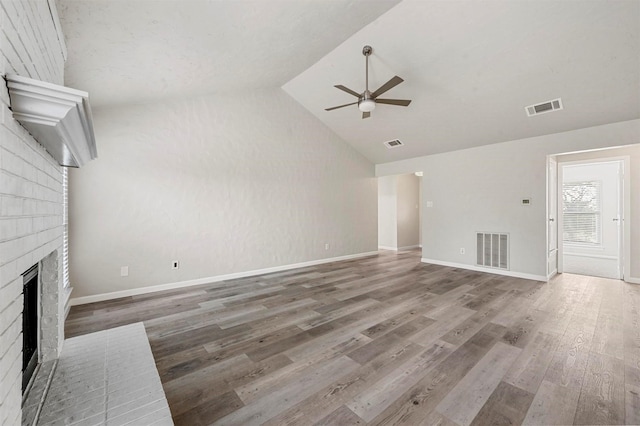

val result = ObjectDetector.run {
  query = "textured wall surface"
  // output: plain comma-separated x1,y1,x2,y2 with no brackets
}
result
376,119,640,279
0,1,67,424
69,88,377,298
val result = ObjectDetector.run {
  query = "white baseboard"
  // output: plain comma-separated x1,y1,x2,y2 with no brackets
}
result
63,286,73,319
398,245,421,251
547,269,558,281
70,251,380,306
421,258,547,282
378,245,420,251
625,276,640,284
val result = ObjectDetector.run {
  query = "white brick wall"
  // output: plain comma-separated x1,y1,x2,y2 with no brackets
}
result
0,1,66,424
33,323,173,425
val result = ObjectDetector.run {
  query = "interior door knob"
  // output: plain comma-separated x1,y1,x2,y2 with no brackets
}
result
613,218,619,221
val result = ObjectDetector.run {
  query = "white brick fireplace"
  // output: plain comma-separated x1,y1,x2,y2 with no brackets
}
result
0,1,69,424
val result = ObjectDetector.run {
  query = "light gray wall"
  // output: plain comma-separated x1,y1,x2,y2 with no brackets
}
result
376,119,640,280
69,88,377,298
556,144,640,278
377,175,397,248
396,174,420,249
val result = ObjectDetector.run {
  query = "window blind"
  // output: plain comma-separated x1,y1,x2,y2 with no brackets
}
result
562,180,601,244
62,168,70,288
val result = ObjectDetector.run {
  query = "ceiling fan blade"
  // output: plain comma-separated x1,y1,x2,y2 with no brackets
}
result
334,85,361,98
371,76,404,98
362,111,371,119
375,99,412,107
325,101,358,111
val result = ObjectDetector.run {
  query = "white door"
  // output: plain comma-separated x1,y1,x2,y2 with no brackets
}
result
561,161,622,279
547,158,558,277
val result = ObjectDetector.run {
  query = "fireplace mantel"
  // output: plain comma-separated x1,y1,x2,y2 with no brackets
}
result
5,74,97,168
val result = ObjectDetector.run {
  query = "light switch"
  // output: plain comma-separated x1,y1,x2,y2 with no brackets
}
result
426,201,434,208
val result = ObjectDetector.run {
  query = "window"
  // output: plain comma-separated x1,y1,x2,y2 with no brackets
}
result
562,180,601,245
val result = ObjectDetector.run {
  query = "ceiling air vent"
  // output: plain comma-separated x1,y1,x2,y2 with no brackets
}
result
384,139,404,149
525,98,563,117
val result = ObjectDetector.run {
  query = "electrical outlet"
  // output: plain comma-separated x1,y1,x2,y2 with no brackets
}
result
120,266,129,277
460,248,465,254
325,243,330,250
172,261,180,270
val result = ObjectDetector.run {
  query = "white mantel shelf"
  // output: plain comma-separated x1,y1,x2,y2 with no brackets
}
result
5,74,97,167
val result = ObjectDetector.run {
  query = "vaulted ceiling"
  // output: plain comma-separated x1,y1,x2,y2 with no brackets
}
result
58,0,400,107
59,0,640,164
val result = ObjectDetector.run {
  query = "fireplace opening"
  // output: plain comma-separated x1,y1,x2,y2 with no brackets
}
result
22,264,39,393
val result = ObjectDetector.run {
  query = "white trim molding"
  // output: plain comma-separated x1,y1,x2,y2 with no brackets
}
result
556,155,631,283
564,253,617,260
398,245,420,251
71,251,379,305
421,258,548,282
378,245,421,251
626,277,640,285
6,74,97,167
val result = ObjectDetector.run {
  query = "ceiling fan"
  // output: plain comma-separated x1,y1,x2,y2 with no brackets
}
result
325,45,412,119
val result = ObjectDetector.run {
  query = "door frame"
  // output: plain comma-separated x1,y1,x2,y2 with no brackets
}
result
555,156,630,280
547,158,558,279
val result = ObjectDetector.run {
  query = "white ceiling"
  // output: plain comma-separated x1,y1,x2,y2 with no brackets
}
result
58,0,400,108
59,0,639,164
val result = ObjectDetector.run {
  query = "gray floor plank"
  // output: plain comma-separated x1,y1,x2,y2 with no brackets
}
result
574,351,625,425
64,250,638,425
435,342,521,425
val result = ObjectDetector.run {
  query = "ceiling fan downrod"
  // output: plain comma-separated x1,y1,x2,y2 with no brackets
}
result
363,45,372,94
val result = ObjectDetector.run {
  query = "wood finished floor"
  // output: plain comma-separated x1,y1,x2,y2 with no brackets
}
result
66,250,640,425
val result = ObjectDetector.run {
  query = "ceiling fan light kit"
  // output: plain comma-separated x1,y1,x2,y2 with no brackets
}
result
358,98,376,112
325,45,412,119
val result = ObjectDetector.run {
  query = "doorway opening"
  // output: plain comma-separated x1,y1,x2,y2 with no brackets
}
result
560,160,623,279
377,173,421,251
547,145,636,281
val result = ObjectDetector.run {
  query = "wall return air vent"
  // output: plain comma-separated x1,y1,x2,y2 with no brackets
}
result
476,232,509,270
6,74,97,167
384,139,404,149
525,98,563,117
